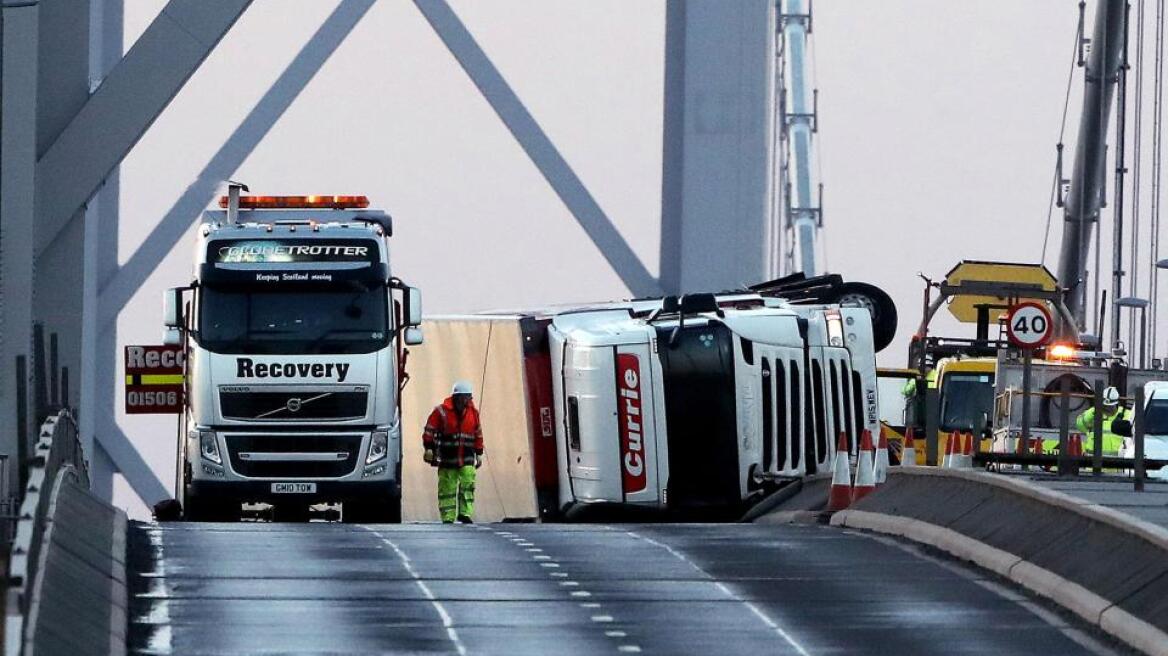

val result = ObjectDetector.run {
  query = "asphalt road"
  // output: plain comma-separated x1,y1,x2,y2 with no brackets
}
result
128,521,1121,655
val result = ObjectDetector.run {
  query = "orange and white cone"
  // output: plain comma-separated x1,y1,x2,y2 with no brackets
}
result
826,432,853,512
942,431,958,468
873,428,890,484
901,429,917,467
962,431,975,469
853,429,877,502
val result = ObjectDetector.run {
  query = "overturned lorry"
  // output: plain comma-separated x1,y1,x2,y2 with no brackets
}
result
403,283,893,521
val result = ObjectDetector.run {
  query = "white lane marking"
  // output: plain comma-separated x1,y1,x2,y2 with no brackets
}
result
540,562,560,568
581,602,602,609
559,581,580,587
605,630,627,638
363,528,467,656
550,572,569,578
141,529,172,655
591,615,614,623
570,591,592,597
618,646,642,653
625,530,811,656
534,555,552,560
525,547,543,553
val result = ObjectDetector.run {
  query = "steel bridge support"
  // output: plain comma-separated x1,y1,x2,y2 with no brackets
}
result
659,0,776,294
1,0,251,505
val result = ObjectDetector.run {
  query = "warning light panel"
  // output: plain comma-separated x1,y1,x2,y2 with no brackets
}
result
217,195,370,210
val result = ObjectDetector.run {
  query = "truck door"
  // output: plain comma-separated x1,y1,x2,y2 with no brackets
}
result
559,343,617,503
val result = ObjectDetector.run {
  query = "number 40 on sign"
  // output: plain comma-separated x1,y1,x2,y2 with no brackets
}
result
1006,302,1053,349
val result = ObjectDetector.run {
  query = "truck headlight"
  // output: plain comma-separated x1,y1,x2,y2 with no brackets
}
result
366,431,389,464
192,430,221,464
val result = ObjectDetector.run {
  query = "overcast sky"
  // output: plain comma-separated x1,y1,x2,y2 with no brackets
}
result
111,1,1164,516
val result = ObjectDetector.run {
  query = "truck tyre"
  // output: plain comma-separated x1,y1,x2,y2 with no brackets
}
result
343,495,402,524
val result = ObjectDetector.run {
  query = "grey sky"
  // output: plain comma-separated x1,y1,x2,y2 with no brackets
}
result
111,1,1163,516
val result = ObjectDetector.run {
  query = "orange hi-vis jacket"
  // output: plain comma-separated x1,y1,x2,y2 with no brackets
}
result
423,397,484,468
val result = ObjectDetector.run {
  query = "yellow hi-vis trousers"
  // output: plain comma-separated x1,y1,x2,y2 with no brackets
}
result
437,465,476,522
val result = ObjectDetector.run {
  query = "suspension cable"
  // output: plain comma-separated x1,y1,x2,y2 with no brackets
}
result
1130,0,1146,350
1149,0,1164,360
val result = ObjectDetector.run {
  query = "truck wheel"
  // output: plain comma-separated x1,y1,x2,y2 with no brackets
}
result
343,496,402,524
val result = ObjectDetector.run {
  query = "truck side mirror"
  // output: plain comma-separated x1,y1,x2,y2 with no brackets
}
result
163,287,183,328
404,326,424,346
163,327,183,346
406,287,423,327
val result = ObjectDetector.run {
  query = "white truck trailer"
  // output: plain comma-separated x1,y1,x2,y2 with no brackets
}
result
404,291,882,521
164,190,422,521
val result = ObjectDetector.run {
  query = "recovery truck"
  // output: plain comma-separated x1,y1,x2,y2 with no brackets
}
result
403,284,892,521
164,189,423,522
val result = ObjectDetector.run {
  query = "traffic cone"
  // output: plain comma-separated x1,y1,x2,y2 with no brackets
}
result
853,429,877,502
901,429,917,467
874,427,890,484
826,432,853,511
962,431,975,469
942,431,958,468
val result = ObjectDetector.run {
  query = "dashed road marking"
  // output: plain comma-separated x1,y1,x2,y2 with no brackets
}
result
534,554,552,560
605,631,627,638
618,646,642,653
626,530,811,656
540,562,560,568
550,572,569,578
591,615,614,623
364,528,467,656
581,602,602,609
570,590,592,597
559,580,579,586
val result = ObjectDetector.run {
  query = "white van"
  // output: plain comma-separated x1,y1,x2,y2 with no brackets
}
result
1132,382,1168,480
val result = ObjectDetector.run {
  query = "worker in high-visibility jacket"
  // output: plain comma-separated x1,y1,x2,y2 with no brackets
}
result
423,381,484,523
1074,386,1133,456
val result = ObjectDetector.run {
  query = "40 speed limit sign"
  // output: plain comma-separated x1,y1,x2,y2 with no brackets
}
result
1006,302,1053,348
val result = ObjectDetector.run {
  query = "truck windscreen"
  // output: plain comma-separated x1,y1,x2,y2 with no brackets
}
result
1146,399,1168,436
198,284,389,355
939,373,994,432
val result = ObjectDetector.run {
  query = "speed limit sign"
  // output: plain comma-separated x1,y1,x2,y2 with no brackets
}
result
1006,302,1053,348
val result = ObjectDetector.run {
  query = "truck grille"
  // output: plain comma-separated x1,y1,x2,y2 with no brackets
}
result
219,388,368,421
225,434,362,478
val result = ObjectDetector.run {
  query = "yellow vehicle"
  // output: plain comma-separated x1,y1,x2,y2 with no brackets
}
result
878,359,995,465
931,357,996,463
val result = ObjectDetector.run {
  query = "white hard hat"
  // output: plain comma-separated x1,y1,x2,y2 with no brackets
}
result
1103,386,1120,406
452,380,474,396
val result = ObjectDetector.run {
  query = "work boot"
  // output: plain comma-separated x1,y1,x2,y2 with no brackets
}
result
457,515,473,524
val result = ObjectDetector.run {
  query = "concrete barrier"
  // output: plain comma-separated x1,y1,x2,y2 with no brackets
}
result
815,468,1168,656
23,472,127,656
4,410,125,656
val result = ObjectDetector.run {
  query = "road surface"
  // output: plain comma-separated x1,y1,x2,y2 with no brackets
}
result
128,521,1121,655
